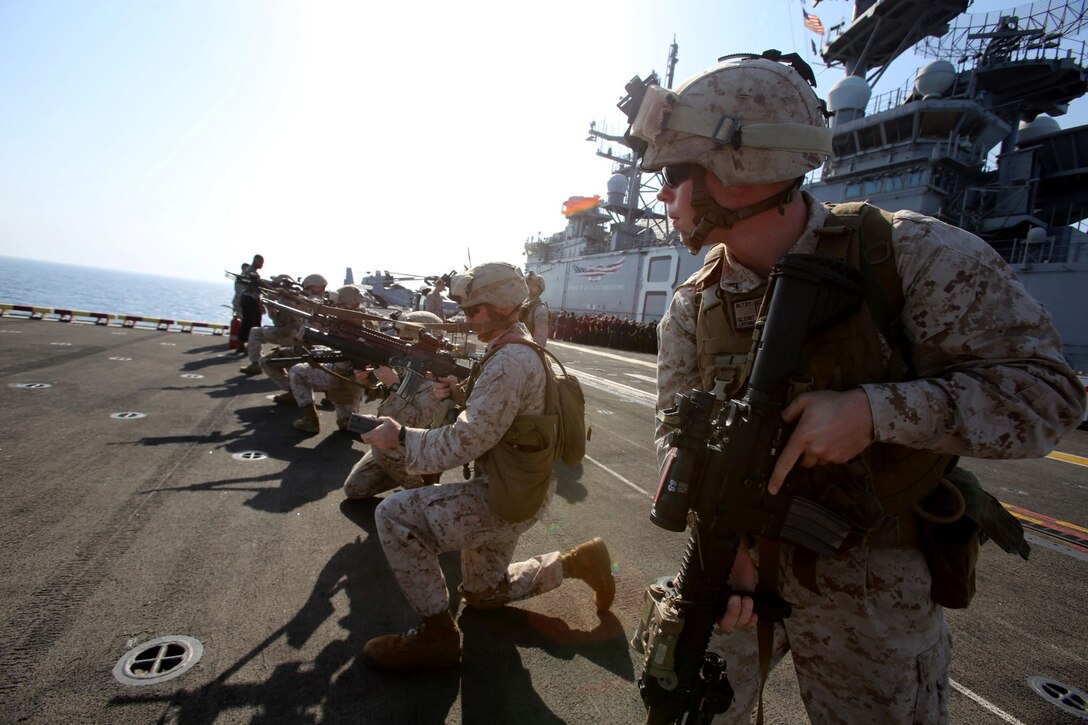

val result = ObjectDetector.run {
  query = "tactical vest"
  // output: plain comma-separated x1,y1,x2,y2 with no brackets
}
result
519,298,549,338
465,334,560,523
690,202,951,518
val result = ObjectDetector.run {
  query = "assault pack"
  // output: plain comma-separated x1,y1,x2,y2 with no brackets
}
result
468,338,589,523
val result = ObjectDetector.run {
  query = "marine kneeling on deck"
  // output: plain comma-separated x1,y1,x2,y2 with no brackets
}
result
361,261,614,671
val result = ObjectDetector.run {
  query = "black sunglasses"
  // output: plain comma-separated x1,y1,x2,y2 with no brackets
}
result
661,164,694,188
463,304,484,317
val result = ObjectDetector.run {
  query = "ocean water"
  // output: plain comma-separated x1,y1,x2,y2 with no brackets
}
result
0,256,234,323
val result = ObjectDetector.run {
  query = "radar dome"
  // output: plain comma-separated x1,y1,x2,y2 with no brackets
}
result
1025,226,1048,244
827,75,871,112
915,61,956,98
1018,116,1061,145
607,173,628,207
607,174,628,194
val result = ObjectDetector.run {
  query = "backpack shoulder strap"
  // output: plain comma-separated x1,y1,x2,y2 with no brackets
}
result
819,202,906,364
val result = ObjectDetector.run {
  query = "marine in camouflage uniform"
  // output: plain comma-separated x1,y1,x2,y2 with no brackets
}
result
423,278,446,321
288,362,362,432
520,272,551,346
288,285,368,432
625,52,1085,722
359,262,615,672
342,312,446,498
240,273,328,375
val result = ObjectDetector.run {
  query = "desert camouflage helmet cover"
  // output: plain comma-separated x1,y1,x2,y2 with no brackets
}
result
334,284,365,308
395,310,442,340
302,274,328,289
449,262,529,310
626,52,832,185
525,271,546,295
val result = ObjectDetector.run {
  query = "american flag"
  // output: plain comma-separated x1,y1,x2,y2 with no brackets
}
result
572,260,624,281
803,9,825,35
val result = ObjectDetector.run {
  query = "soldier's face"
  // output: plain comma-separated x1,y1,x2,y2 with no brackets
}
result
657,176,696,237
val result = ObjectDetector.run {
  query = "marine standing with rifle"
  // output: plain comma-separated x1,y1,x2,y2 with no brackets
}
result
623,51,1085,722
360,262,615,671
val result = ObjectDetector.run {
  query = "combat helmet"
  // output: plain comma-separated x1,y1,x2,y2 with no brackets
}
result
449,262,529,311
525,271,546,297
620,50,832,251
302,274,328,290
394,311,442,341
334,284,365,309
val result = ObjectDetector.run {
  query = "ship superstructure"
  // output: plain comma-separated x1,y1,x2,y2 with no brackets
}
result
810,0,1088,368
524,40,707,322
525,1,1088,369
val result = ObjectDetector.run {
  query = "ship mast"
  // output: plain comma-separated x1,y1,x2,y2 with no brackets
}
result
665,36,679,89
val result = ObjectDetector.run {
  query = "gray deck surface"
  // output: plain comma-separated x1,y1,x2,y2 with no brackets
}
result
0,316,1085,724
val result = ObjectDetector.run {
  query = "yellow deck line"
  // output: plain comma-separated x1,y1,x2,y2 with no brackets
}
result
1055,518,1088,535
1046,450,1088,467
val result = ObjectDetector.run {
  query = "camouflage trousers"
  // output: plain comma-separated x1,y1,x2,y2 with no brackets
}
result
342,448,426,499
374,477,561,617
247,325,295,364
709,539,950,724
259,356,291,391
288,365,362,425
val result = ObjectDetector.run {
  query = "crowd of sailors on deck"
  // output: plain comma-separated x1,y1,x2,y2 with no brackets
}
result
550,310,658,354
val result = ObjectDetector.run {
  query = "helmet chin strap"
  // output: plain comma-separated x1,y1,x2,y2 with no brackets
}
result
683,166,801,254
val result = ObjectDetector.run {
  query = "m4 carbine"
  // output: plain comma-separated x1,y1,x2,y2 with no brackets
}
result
635,254,866,724
259,299,474,383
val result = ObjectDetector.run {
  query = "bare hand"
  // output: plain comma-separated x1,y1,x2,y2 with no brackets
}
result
362,417,401,450
431,374,462,403
716,540,758,633
768,389,874,494
373,365,399,387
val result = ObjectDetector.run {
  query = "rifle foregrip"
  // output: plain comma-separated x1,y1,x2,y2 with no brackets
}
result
641,528,739,723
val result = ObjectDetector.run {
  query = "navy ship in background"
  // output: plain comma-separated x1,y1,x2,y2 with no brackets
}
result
524,0,1088,373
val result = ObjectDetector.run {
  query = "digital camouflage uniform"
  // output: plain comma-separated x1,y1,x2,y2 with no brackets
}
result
423,290,446,321
522,298,551,347
343,370,443,498
374,322,564,618
288,361,364,429
247,305,305,365
655,192,1085,723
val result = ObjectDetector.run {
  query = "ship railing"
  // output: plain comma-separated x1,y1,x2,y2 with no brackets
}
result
862,37,1088,118
1008,235,1088,264
0,304,229,334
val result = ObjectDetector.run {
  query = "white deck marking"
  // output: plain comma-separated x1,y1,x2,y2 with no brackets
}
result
549,340,656,369
949,680,1024,724
585,456,652,497
568,366,657,408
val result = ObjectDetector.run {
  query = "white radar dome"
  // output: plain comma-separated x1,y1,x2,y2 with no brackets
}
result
915,60,956,98
607,174,628,194
1018,116,1061,144
1026,226,1048,244
827,75,871,112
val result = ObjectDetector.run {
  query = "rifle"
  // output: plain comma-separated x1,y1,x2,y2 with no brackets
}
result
224,270,303,296
262,348,349,369
265,299,474,382
635,254,867,724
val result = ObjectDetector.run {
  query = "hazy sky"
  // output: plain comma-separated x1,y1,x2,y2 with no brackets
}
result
3,0,1085,285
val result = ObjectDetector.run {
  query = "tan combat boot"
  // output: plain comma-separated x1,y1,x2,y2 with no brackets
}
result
272,391,296,405
363,610,461,671
239,361,261,375
561,537,616,612
292,403,320,433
